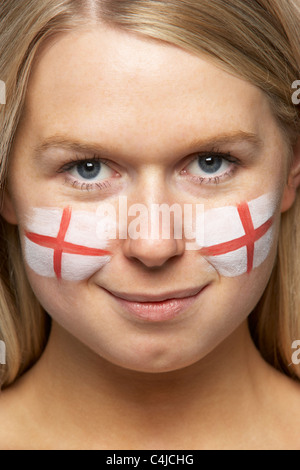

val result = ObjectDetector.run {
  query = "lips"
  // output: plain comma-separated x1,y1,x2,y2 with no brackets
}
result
103,286,207,322
105,286,204,303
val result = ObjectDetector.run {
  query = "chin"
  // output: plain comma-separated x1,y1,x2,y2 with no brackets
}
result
99,346,202,374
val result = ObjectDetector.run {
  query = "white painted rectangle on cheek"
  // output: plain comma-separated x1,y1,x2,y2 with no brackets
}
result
64,211,110,249
253,226,275,269
24,239,56,278
61,253,111,281
248,193,277,228
207,246,248,277
202,205,245,246
25,208,63,237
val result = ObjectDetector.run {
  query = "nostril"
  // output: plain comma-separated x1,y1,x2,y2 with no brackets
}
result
122,237,185,268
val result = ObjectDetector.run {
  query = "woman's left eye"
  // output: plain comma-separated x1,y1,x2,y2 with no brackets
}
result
68,160,114,181
184,154,233,179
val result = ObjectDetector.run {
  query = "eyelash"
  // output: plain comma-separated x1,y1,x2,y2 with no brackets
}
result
182,150,240,185
58,155,113,192
57,150,240,192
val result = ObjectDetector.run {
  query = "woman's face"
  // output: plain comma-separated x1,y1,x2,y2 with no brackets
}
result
2,26,296,372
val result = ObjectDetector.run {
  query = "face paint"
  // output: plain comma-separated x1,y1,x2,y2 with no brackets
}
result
197,193,276,277
24,207,114,281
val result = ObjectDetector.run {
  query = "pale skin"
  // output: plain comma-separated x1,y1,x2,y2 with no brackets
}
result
1,25,300,450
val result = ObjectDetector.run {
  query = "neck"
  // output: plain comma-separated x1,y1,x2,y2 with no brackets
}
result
21,319,275,449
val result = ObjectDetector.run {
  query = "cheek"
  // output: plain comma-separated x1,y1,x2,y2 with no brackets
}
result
21,206,115,281
197,193,278,278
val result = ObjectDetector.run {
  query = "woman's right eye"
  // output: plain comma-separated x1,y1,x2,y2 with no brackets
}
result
68,159,114,182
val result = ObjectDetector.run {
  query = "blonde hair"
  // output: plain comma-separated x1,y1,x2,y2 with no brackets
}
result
0,0,299,388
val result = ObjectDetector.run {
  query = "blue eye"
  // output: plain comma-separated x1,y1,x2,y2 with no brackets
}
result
67,159,114,182
185,153,233,179
76,161,101,180
198,156,224,174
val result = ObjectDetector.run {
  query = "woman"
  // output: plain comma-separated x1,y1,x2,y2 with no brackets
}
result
0,0,299,450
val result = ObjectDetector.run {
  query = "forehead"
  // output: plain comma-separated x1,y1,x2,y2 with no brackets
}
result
23,25,276,153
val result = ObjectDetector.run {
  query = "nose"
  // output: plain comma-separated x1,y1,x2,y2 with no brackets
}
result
122,202,186,268
123,236,185,268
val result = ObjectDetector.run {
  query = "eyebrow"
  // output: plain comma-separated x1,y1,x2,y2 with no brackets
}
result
33,138,109,159
189,131,263,152
33,130,263,159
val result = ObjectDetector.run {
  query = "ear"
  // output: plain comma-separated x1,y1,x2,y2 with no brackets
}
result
281,137,300,213
0,187,18,225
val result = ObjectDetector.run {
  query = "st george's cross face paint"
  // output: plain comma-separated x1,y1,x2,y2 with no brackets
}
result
196,193,276,277
24,207,115,281
23,193,276,281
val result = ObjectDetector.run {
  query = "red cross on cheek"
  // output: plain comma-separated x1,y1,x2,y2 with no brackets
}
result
199,202,274,274
25,207,112,280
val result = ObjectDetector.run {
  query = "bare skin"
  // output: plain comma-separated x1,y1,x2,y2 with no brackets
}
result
0,25,300,450
1,323,300,450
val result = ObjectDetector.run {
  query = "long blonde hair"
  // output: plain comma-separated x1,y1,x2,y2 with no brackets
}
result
0,0,299,388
